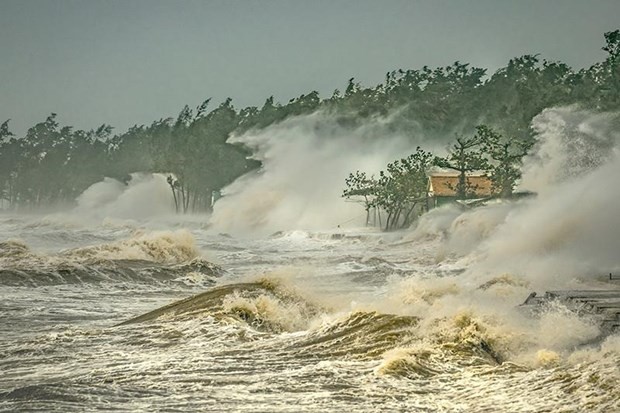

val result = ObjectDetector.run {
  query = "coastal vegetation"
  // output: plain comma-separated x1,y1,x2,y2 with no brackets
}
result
342,124,535,230
1,30,618,213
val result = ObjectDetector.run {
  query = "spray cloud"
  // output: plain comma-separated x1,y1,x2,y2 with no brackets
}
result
75,173,175,221
415,107,620,287
209,112,428,236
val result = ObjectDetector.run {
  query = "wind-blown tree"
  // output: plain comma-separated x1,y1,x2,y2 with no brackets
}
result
344,147,433,231
236,96,286,132
479,55,575,141
52,125,111,202
342,171,378,225
108,123,157,182
411,63,487,135
150,98,257,213
476,125,533,197
183,98,248,212
0,114,112,208
283,91,321,117
159,105,194,213
16,114,67,206
376,147,434,230
376,62,488,137
0,120,11,141
3,29,618,211
434,134,488,199
597,29,620,109
567,30,620,111
0,120,16,205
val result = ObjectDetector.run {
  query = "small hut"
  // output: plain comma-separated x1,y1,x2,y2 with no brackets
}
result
427,172,494,208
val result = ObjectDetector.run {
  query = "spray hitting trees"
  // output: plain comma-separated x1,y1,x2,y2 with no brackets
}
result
1,30,618,212
343,125,534,230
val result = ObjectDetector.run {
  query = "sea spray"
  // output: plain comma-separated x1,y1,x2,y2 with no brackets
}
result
469,153,620,287
395,107,620,288
520,107,620,192
209,111,430,236
75,173,175,221
535,301,600,350
3,208,618,411
222,291,312,333
4,107,619,412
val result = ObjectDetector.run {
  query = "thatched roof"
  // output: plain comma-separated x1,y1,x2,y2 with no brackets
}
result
428,173,494,197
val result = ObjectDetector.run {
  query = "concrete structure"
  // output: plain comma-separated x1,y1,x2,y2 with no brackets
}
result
522,289,620,334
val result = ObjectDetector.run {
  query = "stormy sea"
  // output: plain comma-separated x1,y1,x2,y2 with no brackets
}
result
1,108,619,412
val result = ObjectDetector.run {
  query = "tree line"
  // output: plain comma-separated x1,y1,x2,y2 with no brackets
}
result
1,30,618,212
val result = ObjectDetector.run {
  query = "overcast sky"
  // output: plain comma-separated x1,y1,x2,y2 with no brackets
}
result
1,0,619,136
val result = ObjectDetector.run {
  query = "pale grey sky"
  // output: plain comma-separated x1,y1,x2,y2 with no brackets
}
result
1,0,619,136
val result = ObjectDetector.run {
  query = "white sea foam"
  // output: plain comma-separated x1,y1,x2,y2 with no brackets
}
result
64,229,199,264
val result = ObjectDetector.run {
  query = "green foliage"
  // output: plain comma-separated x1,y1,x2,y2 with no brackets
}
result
0,120,16,203
0,120,13,142
433,134,488,199
343,148,433,230
343,171,376,205
342,171,378,225
343,126,535,230
377,147,434,230
477,125,533,197
599,30,620,109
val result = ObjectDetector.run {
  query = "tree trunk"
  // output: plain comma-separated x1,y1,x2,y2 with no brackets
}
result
168,182,179,213
385,212,392,231
403,202,418,227
183,187,190,213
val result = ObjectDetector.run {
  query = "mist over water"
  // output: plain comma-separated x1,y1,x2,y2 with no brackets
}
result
24,105,620,326
397,107,620,289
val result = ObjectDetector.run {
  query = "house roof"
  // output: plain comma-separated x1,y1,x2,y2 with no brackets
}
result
428,173,494,197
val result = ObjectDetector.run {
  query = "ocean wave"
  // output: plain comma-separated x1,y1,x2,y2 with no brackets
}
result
0,230,221,287
0,257,224,287
64,230,198,264
117,278,324,333
0,239,30,258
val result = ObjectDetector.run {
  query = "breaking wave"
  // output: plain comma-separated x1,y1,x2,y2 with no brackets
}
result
65,229,199,264
0,230,222,287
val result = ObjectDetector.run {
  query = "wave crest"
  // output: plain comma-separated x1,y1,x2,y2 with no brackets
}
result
64,230,198,264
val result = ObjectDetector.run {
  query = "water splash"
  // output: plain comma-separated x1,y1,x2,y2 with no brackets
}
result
75,173,175,221
520,107,620,192
397,107,620,288
209,112,424,236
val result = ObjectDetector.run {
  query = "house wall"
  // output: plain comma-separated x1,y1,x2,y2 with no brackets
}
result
433,196,457,208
